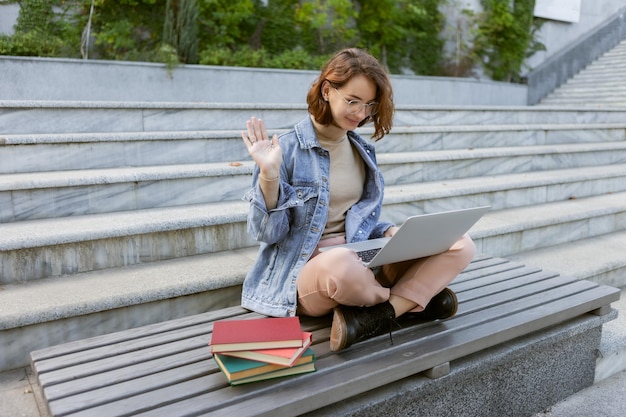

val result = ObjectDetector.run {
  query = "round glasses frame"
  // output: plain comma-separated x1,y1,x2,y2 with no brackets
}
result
332,87,379,116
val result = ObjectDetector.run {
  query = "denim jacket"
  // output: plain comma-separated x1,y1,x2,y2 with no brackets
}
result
241,116,394,317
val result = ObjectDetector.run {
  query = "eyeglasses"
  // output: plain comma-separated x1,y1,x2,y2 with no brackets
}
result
333,88,379,116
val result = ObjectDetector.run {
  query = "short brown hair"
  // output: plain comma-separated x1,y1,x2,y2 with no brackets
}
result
307,48,394,141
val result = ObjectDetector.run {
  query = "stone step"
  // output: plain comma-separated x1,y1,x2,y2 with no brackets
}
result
2,169,626,284
3,101,626,134
556,79,626,89
1,196,625,372
577,60,626,70
2,142,626,222
2,124,625,174
543,97,626,105
0,162,255,221
0,130,255,173
381,164,626,223
540,97,626,106
469,192,626,267
549,85,626,96
576,54,626,65
591,52,626,61
572,66,626,76
508,231,626,290
565,74,626,84
0,102,307,135
602,52,626,61
546,92,626,101
572,63,626,75
0,200,252,284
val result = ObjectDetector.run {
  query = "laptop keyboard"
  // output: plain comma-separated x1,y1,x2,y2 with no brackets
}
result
356,248,382,263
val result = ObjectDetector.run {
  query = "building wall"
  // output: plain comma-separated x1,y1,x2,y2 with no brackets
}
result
0,3,19,35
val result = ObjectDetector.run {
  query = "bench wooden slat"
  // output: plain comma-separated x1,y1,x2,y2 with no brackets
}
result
43,346,213,402
458,271,574,313
30,306,249,368
454,257,531,284
451,263,546,293
31,258,620,417
459,254,507,273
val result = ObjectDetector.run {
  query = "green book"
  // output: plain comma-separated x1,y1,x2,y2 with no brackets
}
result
214,348,316,385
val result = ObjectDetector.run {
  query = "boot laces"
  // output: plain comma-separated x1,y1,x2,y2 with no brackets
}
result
356,306,399,345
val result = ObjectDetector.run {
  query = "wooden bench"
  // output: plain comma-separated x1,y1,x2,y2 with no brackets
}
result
30,255,620,417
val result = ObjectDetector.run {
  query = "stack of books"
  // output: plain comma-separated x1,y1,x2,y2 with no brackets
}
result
209,316,315,385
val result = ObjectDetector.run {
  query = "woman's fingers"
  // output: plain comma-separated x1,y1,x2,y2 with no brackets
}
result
241,130,252,147
256,118,269,141
245,117,270,143
246,119,255,143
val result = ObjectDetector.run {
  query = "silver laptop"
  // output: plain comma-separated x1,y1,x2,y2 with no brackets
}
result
319,206,490,268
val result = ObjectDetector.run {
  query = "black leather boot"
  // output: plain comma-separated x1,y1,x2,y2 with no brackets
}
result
406,287,458,321
330,301,396,351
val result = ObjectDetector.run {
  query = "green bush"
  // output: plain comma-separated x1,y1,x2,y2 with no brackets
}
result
266,48,330,70
0,31,65,56
199,45,268,67
468,0,545,82
198,46,328,71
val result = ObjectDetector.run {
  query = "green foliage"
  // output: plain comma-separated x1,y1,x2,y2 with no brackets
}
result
196,0,255,50
294,0,358,55
269,48,330,70
355,0,445,75
254,0,300,54
87,0,166,61
0,30,65,56
0,0,544,82
14,0,56,33
402,0,446,75
4,0,81,57
155,43,180,76
199,45,329,70
199,45,267,67
468,0,545,82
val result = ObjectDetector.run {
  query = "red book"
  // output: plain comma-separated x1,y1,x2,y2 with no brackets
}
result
220,332,313,366
210,316,304,353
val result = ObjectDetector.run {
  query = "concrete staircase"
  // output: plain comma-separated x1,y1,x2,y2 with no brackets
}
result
1,99,626,373
539,38,626,107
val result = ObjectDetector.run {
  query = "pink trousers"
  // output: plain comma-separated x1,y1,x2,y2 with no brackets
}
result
296,234,476,317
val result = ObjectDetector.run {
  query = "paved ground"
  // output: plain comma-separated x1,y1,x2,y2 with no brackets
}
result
0,366,47,417
533,369,626,417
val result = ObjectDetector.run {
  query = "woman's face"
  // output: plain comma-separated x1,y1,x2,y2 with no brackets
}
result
324,74,377,131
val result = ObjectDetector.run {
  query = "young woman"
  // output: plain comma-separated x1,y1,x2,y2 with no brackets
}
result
241,48,475,351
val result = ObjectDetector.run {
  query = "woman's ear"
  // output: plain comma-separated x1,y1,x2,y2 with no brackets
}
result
321,80,330,102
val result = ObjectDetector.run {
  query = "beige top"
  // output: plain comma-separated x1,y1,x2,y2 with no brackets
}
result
316,132,366,238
